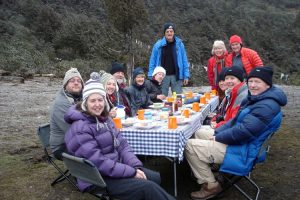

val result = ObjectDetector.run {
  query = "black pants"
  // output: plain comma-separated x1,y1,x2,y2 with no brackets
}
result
104,167,175,200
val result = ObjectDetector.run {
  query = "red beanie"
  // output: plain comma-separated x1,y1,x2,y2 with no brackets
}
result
230,35,242,45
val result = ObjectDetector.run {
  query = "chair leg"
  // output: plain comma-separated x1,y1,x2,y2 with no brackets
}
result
218,173,260,200
49,159,79,190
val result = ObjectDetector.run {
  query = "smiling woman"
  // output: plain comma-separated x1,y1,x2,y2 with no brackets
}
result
62,77,175,200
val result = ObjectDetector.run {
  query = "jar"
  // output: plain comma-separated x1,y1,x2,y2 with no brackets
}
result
160,107,169,120
116,105,126,120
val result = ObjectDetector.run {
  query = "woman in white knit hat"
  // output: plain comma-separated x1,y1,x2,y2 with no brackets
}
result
145,66,167,102
99,70,132,117
64,77,175,200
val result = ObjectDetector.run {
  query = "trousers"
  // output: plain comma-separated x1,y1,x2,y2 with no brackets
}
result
161,75,183,96
185,128,227,184
104,167,175,200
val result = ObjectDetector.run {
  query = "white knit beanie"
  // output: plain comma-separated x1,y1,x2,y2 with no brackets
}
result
81,78,108,112
63,68,83,88
99,70,119,92
152,66,166,77
211,40,226,55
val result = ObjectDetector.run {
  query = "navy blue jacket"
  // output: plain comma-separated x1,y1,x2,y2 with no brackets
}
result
215,86,287,175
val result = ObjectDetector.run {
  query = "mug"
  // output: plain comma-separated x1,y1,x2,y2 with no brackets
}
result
205,92,211,100
200,95,206,104
168,116,178,129
137,109,145,120
192,102,200,112
211,89,217,96
113,117,122,129
182,109,190,118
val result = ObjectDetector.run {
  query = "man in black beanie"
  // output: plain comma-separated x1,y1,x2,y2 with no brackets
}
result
148,22,190,96
247,66,273,95
109,61,132,116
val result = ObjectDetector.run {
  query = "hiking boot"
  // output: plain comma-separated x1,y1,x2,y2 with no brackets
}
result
191,181,222,200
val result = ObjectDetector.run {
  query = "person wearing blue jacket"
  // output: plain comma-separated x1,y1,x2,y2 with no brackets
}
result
148,22,190,96
185,66,287,200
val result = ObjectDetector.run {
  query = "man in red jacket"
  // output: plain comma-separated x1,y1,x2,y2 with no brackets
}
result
227,35,263,75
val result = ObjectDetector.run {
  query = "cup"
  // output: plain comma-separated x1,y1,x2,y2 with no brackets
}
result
168,116,178,129
185,91,193,99
211,89,217,96
113,117,122,129
167,97,175,102
137,109,145,120
192,102,200,112
182,109,190,118
200,95,206,104
205,92,211,100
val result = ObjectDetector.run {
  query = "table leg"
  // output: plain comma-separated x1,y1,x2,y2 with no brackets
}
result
173,158,177,197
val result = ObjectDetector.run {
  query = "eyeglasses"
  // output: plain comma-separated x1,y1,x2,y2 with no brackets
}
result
68,78,82,84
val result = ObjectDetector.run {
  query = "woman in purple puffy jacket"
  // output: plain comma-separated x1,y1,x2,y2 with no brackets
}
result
64,78,175,200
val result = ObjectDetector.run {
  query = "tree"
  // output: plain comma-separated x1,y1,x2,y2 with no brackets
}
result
104,0,148,84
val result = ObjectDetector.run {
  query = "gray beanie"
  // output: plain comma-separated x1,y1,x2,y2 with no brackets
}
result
63,68,83,88
99,70,119,92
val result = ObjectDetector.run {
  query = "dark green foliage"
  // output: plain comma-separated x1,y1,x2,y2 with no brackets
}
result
0,0,299,85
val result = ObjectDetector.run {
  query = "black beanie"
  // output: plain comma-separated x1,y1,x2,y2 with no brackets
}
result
247,66,273,86
110,62,125,75
225,66,245,82
132,67,145,80
217,67,228,83
163,22,175,34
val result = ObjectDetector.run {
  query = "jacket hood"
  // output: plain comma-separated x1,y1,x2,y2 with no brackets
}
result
64,105,87,124
248,85,287,107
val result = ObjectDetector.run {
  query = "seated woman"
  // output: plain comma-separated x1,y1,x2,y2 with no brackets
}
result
64,78,175,200
99,70,131,117
125,67,152,116
145,66,166,103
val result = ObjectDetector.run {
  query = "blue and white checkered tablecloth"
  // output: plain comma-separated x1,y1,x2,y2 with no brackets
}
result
121,96,219,162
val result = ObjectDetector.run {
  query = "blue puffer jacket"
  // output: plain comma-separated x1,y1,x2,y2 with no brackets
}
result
148,36,189,80
214,86,287,175
64,105,143,191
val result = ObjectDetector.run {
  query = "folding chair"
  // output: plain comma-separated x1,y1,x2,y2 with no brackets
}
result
62,153,111,200
217,112,282,200
36,123,77,189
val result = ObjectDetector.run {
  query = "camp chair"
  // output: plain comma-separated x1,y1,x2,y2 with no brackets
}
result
37,123,77,189
217,112,282,200
62,153,111,200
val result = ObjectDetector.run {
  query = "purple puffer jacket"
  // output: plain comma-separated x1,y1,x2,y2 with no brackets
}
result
64,105,143,191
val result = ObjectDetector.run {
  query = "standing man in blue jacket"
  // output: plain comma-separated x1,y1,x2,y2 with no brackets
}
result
185,66,287,200
148,22,190,96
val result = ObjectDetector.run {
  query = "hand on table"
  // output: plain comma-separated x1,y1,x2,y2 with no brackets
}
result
134,169,147,179
157,94,166,101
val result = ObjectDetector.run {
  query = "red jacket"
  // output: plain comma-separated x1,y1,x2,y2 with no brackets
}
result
227,47,263,74
207,53,231,90
215,82,248,128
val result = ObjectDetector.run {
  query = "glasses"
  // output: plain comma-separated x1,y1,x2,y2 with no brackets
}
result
68,78,82,84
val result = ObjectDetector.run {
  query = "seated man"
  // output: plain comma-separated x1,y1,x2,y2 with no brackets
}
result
195,66,248,138
49,68,83,160
185,66,287,200
110,62,132,116
145,66,167,103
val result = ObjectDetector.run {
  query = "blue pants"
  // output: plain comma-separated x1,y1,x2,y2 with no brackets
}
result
162,75,183,96
104,167,175,200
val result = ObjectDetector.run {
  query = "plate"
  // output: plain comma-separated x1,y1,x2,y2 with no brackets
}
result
149,105,164,109
122,118,136,127
133,122,158,129
177,118,192,125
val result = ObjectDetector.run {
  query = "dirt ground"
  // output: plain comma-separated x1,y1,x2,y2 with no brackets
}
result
0,76,300,200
